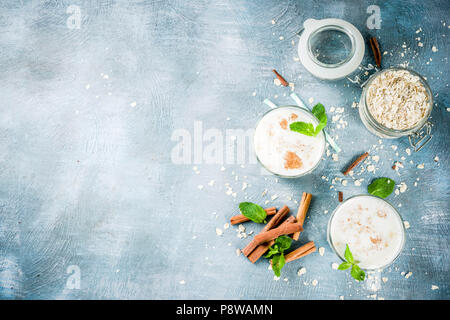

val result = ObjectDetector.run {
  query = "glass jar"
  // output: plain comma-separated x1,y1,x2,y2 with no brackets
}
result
327,194,406,271
358,67,433,151
253,105,326,178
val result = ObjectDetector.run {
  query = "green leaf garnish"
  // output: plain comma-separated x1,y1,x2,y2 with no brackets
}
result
368,177,396,198
238,202,267,224
344,244,354,264
351,264,365,281
290,103,327,137
271,253,286,278
266,235,293,277
337,244,365,281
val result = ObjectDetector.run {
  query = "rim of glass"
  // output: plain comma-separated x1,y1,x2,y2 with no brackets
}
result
253,105,326,178
362,67,433,135
326,194,406,271
307,24,356,69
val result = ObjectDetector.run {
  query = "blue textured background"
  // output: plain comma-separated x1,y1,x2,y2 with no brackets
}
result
0,0,448,299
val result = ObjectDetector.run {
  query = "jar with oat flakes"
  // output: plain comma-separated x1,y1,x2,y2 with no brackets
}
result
358,67,433,151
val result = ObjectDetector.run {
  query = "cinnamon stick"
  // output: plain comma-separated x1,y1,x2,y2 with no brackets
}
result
284,241,316,263
241,206,290,256
247,216,296,263
369,37,382,68
230,207,276,225
292,192,312,240
272,69,289,87
343,152,369,175
253,221,302,247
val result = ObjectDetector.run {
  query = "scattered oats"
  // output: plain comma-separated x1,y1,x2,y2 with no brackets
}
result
308,97,314,104
271,195,278,201
208,180,215,186
197,185,204,190
351,101,358,108
417,163,425,169
252,91,256,96
319,247,325,256
405,272,413,279
223,223,229,230
395,189,400,196
103,74,109,79
179,280,185,285
391,145,398,151
85,84,90,89
297,267,307,276
279,36,284,40
354,180,362,186
339,296,344,300
434,156,439,162
226,117,231,121
271,19,276,24
238,224,245,233
403,221,410,229
431,285,439,290
332,153,339,161
342,180,348,186
312,279,318,286
405,148,411,156
367,165,375,172
215,228,223,236
241,182,248,191
273,276,280,281
235,248,241,256
399,182,408,193
416,27,422,34
382,277,388,283
324,210,329,214
432,46,438,52
418,42,423,47
401,271,405,276
274,78,282,86
220,166,226,171
332,263,339,270
372,155,380,162
262,189,268,196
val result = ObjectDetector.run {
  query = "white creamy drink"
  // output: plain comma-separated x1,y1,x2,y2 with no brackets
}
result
328,195,405,269
254,106,325,177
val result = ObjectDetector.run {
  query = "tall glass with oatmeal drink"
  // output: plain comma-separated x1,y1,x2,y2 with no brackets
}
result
327,195,406,270
254,106,326,178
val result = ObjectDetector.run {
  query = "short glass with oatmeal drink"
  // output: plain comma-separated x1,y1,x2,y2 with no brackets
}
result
254,106,325,178
327,195,406,270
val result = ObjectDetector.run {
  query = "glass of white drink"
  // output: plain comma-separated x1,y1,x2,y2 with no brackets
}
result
327,195,406,270
254,106,326,178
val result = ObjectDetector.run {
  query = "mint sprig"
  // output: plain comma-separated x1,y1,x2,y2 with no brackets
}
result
290,103,327,137
368,177,396,198
338,244,365,281
265,235,293,277
238,202,267,224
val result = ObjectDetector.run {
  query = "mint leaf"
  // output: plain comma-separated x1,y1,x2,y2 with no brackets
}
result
344,244,354,264
274,235,292,252
238,202,267,224
350,264,366,281
290,103,327,137
264,245,280,258
312,103,327,135
338,262,352,270
368,177,396,198
271,253,286,277
290,122,315,136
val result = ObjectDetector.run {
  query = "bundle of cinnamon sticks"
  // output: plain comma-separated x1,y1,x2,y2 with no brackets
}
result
230,192,316,265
